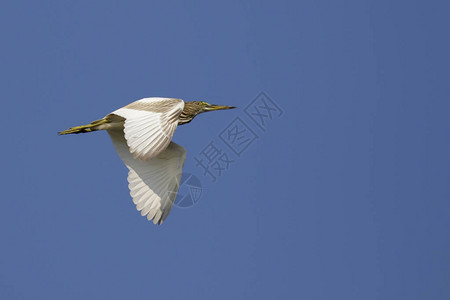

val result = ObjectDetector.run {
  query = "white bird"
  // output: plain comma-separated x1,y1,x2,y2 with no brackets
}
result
59,97,235,224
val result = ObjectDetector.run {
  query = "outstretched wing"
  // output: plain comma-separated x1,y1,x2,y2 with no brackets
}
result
108,129,186,225
109,97,184,161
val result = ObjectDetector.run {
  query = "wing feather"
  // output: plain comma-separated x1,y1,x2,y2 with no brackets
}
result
110,97,184,161
108,129,186,225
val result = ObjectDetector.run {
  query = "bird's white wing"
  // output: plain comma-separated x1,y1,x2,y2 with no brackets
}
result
110,97,184,161
108,129,186,225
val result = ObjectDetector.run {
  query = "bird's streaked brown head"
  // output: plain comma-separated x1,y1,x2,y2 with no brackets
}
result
178,101,236,125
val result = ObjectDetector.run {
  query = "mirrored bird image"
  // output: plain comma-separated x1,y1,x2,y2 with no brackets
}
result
59,98,236,225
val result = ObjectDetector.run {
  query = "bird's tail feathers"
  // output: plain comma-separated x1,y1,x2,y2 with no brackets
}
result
58,118,110,135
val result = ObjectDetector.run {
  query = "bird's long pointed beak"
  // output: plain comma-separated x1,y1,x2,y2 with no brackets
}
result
204,104,236,111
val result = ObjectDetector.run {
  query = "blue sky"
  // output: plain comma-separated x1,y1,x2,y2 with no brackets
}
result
1,0,449,299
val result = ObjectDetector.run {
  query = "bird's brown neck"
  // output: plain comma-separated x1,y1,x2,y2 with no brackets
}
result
178,113,193,125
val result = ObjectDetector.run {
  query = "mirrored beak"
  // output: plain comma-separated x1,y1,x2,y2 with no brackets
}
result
204,104,237,111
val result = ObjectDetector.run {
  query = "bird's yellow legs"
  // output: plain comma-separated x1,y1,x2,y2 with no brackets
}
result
58,118,110,135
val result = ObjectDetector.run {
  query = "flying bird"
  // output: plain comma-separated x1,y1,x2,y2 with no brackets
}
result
59,98,235,225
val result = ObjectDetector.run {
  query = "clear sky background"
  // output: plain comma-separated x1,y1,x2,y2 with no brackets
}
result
1,0,449,299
